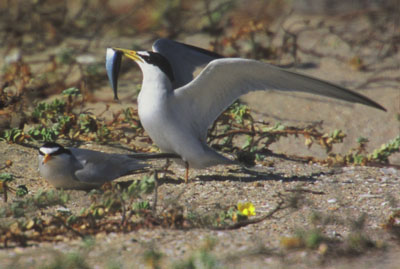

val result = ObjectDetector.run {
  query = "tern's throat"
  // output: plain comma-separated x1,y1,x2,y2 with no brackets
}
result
137,65,172,131
140,64,174,97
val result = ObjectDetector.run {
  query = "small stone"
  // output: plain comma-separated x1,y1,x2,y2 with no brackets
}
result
56,207,71,214
14,247,24,254
359,194,381,199
96,232,107,239
380,168,397,175
318,243,328,255
76,54,96,64
253,182,264,187
5,49,21,64
55,235,65,241
327,198,337,203
25,219,35,230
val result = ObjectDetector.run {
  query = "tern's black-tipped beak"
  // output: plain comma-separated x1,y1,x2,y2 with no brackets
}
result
106,48,122,100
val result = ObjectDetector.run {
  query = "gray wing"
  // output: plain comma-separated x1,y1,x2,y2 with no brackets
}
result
152,38,223,89
70,148,149,184
173,58,386,140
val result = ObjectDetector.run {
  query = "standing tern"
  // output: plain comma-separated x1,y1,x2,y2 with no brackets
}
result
106,39,386,182
38,142,179,190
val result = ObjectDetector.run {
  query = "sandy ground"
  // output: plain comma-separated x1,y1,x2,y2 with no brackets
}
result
1,141,400,268
1,8,399,269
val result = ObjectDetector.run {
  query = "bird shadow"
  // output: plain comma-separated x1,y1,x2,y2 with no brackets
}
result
114,174,185,188
157,175,186,185
196,168,323,183
115,165,335,188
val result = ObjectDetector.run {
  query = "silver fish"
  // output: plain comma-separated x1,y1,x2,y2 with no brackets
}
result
106,48,122,100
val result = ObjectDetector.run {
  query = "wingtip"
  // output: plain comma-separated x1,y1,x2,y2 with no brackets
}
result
369,101,386,112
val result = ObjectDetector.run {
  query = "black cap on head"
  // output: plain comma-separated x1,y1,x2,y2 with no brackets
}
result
39,142,70,156
137,51,175,83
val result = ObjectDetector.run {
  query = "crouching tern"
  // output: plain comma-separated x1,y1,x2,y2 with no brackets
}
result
106,38,386,182
38,142,179,190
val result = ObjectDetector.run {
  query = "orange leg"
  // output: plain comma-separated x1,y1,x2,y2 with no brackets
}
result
185,161,189,183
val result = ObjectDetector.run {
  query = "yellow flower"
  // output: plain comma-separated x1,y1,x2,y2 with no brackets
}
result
237,202,256,216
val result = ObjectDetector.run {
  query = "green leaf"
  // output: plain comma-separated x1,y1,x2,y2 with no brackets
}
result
0,173,14,182
62,87,81,96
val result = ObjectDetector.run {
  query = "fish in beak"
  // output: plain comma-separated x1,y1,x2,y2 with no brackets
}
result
106,48,122,100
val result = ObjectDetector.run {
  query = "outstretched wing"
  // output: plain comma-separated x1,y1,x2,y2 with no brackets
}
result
173,58,385,139
152,38,223,89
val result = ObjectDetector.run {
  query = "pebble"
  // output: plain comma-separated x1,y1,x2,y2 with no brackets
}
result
342,179,353,183
380,167,398,175
56,207,71,213
14,247,24,254
76,54,96,64
327,198,337,203
5,49,21,63
342,167,355,171
359,194,381,199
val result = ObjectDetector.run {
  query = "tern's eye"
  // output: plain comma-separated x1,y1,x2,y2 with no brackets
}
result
138,52,175,82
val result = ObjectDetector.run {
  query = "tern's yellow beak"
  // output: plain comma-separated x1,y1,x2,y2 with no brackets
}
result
43,154,51,164
113,48,143,62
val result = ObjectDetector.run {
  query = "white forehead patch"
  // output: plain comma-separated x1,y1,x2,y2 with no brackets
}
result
39,147,59,155
138,51,150,57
